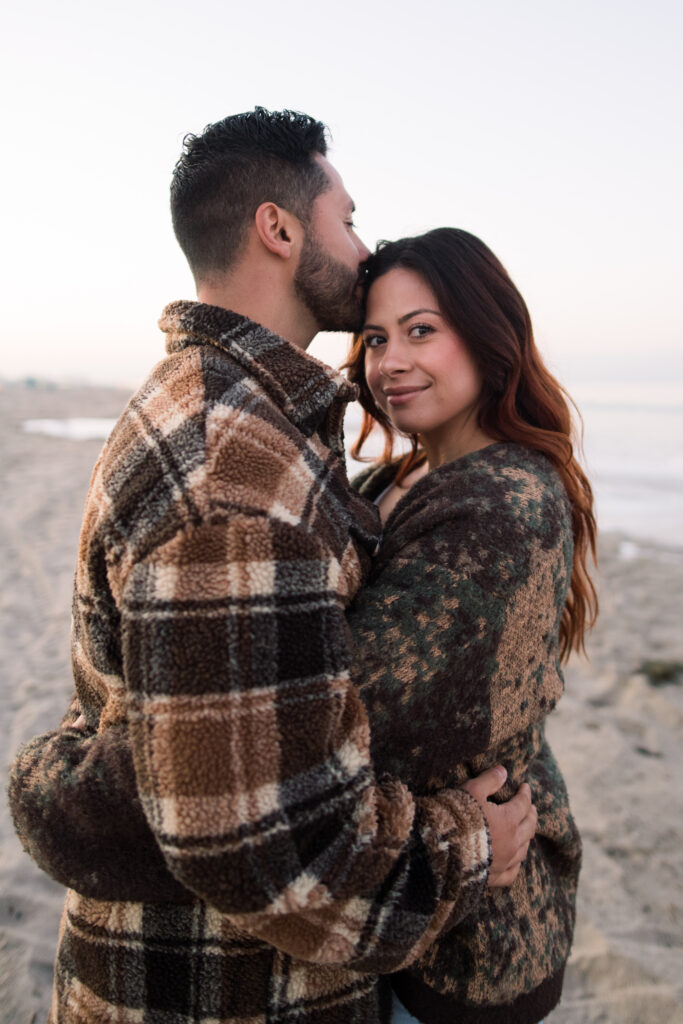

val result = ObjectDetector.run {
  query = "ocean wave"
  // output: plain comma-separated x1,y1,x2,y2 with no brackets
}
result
23,418,116,441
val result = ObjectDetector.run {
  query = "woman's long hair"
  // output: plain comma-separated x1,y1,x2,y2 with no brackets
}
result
344,228,597,659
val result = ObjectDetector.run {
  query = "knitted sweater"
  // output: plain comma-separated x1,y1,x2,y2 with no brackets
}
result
349,446,582,1024
8,301,491,1024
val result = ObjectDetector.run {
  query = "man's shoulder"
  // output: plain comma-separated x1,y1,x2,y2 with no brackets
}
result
93,344,347,540
109,343,301,468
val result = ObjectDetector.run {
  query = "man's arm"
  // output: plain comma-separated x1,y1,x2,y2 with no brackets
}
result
9,511,533,973
118,513,493,969
9,726,532,902
8,719,190,903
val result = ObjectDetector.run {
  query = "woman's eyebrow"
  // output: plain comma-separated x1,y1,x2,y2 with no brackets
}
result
398,308,442,325
362,309,442,331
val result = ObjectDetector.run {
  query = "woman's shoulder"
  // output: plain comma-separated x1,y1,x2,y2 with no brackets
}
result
432,442,569,509
381,443,571,553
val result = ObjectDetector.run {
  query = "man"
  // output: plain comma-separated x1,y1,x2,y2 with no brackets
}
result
9,108,536,1023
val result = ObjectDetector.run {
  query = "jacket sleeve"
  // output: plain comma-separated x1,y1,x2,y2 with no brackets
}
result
8,719,191,903
9,511,490,974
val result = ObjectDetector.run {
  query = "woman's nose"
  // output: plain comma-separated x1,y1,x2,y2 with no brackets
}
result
379,340,411,375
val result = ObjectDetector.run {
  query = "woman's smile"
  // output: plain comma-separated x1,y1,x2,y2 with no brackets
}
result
384,384,430,405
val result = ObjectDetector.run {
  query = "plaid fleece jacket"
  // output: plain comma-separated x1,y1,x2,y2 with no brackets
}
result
350,448,582,1024
9,301,490,1024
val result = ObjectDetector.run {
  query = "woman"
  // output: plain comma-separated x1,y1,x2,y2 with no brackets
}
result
344,228,597,1023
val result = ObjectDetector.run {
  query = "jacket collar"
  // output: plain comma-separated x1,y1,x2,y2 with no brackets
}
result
159,300,358,437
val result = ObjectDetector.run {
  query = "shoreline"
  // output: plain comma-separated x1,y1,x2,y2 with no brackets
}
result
1,384,682,1022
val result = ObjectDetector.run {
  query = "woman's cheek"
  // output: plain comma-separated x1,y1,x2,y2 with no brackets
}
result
365,363,381,405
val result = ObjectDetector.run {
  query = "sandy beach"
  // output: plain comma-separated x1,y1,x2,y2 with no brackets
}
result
1,381,682,1023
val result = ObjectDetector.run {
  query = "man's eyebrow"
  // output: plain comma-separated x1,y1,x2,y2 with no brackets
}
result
398,308,442,324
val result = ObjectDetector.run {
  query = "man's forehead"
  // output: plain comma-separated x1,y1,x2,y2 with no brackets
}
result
315,154,354,209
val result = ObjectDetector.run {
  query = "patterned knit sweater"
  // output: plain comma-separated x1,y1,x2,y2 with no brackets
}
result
8,301,491,1024
349,447,582,1024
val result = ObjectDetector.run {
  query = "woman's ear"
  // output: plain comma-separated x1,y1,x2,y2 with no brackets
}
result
253,202,302,259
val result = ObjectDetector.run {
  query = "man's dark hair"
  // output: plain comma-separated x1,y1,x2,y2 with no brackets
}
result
170,107,330,281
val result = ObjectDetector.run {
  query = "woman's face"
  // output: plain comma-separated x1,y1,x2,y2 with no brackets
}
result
362,268,488,463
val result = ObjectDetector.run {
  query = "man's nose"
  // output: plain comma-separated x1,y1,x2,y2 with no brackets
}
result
356,236,371,262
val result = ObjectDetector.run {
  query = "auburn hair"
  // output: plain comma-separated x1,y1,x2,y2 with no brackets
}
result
344,228,598,659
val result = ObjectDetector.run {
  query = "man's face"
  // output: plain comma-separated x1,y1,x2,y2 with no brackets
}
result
294,156,371,333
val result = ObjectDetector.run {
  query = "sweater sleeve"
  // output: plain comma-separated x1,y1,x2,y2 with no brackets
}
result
8,510,490,974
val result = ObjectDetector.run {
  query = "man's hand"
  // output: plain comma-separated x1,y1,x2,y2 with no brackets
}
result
462,766,537,888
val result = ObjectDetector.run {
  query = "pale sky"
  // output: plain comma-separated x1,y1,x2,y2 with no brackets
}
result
1,0,681,387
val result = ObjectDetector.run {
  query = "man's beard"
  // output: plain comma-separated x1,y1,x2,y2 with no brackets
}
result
294,231,364,333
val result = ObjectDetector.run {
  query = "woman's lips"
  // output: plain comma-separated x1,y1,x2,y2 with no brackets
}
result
384,386,429,406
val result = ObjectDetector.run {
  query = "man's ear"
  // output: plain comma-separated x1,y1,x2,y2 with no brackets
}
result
253,202,302,259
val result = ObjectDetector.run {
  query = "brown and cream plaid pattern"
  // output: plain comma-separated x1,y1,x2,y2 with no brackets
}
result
10,301,491,1023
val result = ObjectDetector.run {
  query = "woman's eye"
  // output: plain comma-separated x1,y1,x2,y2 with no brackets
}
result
409,324,434,339
363,334,385,349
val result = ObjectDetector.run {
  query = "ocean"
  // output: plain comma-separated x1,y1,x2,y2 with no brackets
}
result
568,381,683,551
23,381,683,551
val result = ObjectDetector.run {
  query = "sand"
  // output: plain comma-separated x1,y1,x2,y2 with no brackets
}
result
1,381,682,1023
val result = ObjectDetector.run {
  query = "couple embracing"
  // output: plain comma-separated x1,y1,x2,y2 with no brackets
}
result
9,107,596,1024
